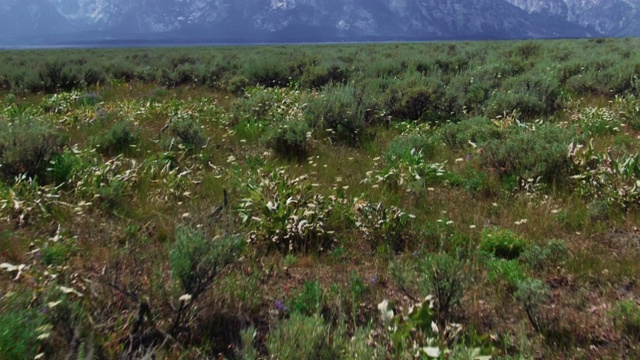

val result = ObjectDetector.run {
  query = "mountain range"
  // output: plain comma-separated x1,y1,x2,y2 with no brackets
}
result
0,0,639,47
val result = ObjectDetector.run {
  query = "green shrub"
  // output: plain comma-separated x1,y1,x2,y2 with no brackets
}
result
77,92,102,107
241,57,291,88
89,121,140,156
289,281,324,316
305,84,368,146
0,305,46,359
266,313,334,360
46,150,82,186
238,168,334,254
480,227,527,260
82,67,106,87
344,326,384,360
514,278,550,333
423,252,466,324
519,239,568,271
438,117,502,149
96,179,126,212
38,60,81,93
301,64,347,89
480,124,576,184
354,200,414,253
385,71,444,122
610,300,640,341
486,72,562,119
384,133,439,162
40,242,75,266
224,75,249,95
168,118,206,151
263,120,311,159
169,227,244,299
487,259,529,288
240,326,258,360
0,116,63,183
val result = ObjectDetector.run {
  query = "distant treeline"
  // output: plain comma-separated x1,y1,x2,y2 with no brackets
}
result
1,37,640,120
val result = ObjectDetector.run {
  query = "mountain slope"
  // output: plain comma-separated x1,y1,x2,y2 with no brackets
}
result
506,0,640,36
0,0,620,46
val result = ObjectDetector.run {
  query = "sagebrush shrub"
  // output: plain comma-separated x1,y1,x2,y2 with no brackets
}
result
486,72,562,119
519,239,568,271
385,71,444,122
266,313,334,360
168,118,206,151
423,252,466,324
301,64,347,89
89,121,140,156
38,60,81,93
305,84,368,146
263,120,311,159
438,117,501,149
169,227,244,299
514,278,550,333
0,117,63,183
241,57,291,88
480,123,577,185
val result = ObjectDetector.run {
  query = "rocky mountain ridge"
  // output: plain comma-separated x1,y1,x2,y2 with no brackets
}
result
0,0,636,46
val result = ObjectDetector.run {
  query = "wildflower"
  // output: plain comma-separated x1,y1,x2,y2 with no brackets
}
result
377,300,394,325
275,299,286,311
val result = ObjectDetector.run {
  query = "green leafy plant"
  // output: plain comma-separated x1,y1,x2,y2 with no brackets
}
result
238,168,334,254
569,140,640,210
0,293,46,360
289,280,324,316
89,121,140,156
378,297,491,359
354,199,414,253
610,300,640,341
479,227,528,260
486,258,528,288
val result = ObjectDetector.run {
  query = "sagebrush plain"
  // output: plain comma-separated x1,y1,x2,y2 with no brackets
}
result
1,38,640,359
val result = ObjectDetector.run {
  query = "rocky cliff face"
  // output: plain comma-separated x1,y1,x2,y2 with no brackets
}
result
505,0,640,35
0,0,631,46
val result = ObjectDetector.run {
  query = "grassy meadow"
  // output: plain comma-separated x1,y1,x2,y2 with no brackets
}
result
1,38,640,359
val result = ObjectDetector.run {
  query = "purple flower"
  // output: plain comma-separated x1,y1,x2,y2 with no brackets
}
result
370,274,378,285
466,154,472,161
275,300,286,312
